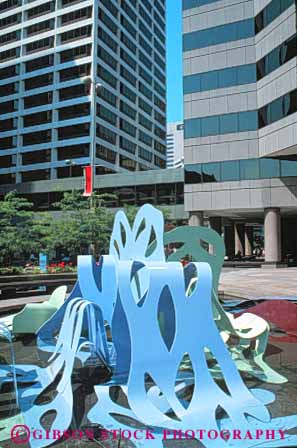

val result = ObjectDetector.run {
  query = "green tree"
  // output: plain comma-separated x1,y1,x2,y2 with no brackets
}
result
43,192,173,260
0,191,45,266
43,191,116,259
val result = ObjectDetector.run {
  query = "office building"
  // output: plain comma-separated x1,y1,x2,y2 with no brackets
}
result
0,166,186,220
0,0,167,186
166,121,184,168
183,0,297,264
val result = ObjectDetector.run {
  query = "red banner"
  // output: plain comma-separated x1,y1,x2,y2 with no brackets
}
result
83,165,93,197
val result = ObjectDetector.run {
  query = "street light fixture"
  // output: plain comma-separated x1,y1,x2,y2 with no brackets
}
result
65,159,76,178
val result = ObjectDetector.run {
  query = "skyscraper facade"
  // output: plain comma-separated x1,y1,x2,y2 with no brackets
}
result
0,0,167,187
166,121,184,168
183,0,297,264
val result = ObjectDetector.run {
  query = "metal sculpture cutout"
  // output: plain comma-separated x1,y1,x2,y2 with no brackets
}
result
163,225,286,384
0,204,296,448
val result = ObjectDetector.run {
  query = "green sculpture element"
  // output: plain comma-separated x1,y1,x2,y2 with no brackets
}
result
163,225,286,384
12,286,67,334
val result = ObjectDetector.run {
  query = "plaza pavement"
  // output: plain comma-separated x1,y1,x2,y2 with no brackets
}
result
0,267,297,314
219,267,297,300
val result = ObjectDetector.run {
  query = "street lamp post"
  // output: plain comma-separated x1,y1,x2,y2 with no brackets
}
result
86,78,102,209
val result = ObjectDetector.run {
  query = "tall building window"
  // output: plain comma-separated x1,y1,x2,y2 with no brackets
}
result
59,103,90,120
61,6,92,25
59,64,90,82
22,150,51,165
23,130,51,145
255,0,294,34
24,92,52,109
120,136,136,154
96,124,117,144
0,47,20,62
120,155,136,171
0,65,19,80
25,55,54,72
96,144,117,163
59,84,89,101
26,37,54,55
60,44,91,63
97,104,117,125
60,25,92,43
0,13,21,29
27,20,54,36
23,111,52,127
0,82,17,97
0,30,20,45
0,0,21,13
27,2,55,19
57,144,89,160
120,118,136,137
58,124,90,140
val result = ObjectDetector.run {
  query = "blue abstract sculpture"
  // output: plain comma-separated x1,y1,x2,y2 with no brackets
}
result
0,204,296,448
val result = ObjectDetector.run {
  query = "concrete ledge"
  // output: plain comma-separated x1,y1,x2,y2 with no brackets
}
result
261,262,288,269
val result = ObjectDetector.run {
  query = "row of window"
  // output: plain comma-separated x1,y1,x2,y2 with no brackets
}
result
183,0,294,48
0,114,165,150
27,184,182,212
94,120,164,148
0,87,165,132
185,88,297,138
0,6,164,52
184,111,257,139
0,162,177,185
184,157,297,184
255,0,294,34
0,1,86,28
0,57,164,107
184,33,296,94
0,47,20,63
0,161,163,184
98,0,165,25
0,30,20,46
0,0,165,18
0,124,90,147
98,25,165,75
257,33,296,80
183,64,256,94
259,89,297,128
0,68,89,95
98,47,165,89
0,0,21,13
0,143,157,169
98,4,165,45
183,19,254,52
1,43,164,92
0,7,90,40
182,0,218,10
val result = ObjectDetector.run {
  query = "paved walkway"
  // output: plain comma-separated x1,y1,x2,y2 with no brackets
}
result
219,267,297,300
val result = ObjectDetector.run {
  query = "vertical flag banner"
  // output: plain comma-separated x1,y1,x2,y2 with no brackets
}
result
83,165,93,197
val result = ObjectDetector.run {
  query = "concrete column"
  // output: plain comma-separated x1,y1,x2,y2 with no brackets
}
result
234,222,245,256
209,217,222,255
264,208,281,263
209,217,222,235
189,211,204,227
244,226,253,257
224,223,235,259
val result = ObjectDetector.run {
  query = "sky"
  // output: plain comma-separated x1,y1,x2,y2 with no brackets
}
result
166,0,183,124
